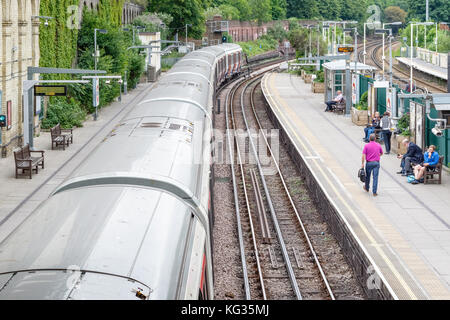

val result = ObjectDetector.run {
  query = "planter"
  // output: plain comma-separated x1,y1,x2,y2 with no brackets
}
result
351,107,369,126
311,81,325,93
301,69,305,79
304,74,313,83
391,134,409,155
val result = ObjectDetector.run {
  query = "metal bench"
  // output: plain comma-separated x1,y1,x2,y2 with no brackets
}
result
424,156,444,184
14,144,45,179
51,123,73,150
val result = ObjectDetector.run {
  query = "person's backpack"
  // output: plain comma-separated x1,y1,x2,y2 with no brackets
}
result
358,168,366,183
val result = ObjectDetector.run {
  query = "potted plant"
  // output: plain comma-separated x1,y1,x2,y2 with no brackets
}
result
391,113,410,155
351,91,369,126
311,70,325,93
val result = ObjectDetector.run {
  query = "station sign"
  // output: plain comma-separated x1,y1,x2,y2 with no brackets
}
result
93,78,100,107
338,46,354,53
34,85,67,97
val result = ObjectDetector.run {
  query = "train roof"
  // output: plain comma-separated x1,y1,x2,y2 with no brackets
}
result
0,187,193,299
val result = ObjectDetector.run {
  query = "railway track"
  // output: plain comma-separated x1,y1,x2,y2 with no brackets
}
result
224,67,335,300
359,38,446,93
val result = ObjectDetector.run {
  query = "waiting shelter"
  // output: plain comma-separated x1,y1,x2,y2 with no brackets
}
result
323,60,376,103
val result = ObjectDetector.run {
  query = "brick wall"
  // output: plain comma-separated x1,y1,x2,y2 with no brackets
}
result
1,0,41,157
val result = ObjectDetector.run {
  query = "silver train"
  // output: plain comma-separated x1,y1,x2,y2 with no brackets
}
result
0,43,245,300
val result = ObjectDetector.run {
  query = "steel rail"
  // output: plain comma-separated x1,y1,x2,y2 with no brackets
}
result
239,76,303,300
227,76,267,300
249,76,335,300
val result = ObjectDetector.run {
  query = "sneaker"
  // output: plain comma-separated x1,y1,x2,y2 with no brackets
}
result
411,180,419,184
385,152,390,154
373,193,378,196
363,186,369,192
396,171,404,174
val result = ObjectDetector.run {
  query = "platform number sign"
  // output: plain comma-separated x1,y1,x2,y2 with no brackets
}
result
93,78,100,107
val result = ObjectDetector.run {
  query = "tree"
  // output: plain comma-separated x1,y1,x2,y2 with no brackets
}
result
384,6,407,23
288,28,309,54
249,0,272,24
219,4,240,20
228,0,252,21
268,21,288,42
204,7,222,20
286,0,319,19
407,0,450,23
149,0,205,38
271,0,287,20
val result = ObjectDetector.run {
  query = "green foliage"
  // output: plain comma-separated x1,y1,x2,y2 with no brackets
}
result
131,12,174,41
219,4,241,20
314,70,324,83
41,97,87,129
204,7,222,20
356,91,369,110
39,0,79,73
149,0,206,38
238,35,278,57
267,21,288,42
384,6,407,24
399,23,450,53
249,0,272,24
397,113,410,136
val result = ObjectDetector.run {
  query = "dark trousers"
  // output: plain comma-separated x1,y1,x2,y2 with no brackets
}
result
381,130,392,153
365,161,380,194
364,127,375,141
401,157,414,174
325,101,336,111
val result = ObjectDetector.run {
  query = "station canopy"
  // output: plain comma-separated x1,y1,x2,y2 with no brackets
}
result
322,60,376,71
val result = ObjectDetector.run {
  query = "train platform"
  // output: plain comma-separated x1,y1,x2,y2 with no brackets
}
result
396,57,448,81
262,72,450,299
0,82,155,243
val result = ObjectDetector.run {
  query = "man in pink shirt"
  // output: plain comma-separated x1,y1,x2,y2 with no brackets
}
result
361,133,383,196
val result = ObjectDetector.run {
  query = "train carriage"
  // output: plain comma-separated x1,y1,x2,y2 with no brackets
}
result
0,44,244,300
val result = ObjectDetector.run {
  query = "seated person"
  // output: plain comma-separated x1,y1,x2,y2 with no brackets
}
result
396,139,423,176
411,145,440,184
325,90,343,112
363,112,381,142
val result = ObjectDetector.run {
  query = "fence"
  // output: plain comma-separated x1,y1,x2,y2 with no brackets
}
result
401,46,448,69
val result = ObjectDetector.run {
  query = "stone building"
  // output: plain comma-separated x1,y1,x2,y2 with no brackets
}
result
1,0,41,157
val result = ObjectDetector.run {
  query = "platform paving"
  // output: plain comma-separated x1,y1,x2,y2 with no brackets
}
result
0,82,154,242
397,57,448,80
263,72,450,299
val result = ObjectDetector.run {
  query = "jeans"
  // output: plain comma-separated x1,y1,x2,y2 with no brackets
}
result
364,127,375,141
365,161,380,194
381,130,392,153
325,101,336,111
400,156,414,174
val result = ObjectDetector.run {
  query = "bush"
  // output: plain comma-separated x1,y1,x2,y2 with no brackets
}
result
356,91,369,110
397,113,411,136
41,97,86,129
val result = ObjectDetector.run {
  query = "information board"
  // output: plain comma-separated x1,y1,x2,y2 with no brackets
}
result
338,46,354,53
34,85,67,96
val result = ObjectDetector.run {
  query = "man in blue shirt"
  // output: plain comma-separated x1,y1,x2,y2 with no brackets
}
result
396,139,423,176
411,145,440,184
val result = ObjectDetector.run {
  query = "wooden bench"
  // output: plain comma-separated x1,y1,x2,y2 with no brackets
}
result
14,145,45,179
51,123,73,150
424,156,444,184
333,98,346,114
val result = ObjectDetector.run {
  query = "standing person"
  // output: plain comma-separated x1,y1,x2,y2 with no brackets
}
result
362,133,384,196
397,139,423,176
325,90,343,112
380,111,392,154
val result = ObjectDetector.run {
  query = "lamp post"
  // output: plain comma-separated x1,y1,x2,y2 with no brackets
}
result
185,24,192,45
344,27,358,74
409,22,434,92
363,22,379,65
381,22,402,80
94,28,108,71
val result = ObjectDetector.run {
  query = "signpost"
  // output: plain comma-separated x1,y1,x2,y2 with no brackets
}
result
93,78,100,120
34,85,67,96
338,46,354,53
